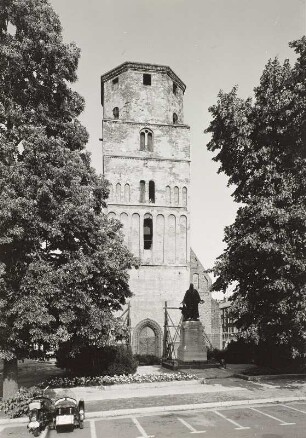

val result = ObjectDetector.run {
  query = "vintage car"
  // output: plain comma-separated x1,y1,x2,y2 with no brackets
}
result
51,394,85,432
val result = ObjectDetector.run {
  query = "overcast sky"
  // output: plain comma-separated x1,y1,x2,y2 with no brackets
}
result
50,0,305,292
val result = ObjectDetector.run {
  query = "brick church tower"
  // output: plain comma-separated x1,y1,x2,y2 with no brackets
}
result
100,62,219,356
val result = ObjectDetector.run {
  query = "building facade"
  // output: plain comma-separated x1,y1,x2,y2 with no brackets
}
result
101,62,220,356
219,300,239,349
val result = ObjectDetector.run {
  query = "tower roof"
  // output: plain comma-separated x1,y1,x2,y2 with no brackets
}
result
101,61,186,106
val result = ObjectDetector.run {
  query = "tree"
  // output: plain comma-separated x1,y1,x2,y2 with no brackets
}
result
205,38,306,366
0,0,137,399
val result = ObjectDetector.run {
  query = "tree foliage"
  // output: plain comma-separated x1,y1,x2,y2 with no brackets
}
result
0,0,137,369
206,38,306,360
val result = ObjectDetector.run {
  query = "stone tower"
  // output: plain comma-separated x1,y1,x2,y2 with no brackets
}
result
101,62,218,356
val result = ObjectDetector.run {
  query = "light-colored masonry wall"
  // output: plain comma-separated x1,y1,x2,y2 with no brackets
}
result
102,64,219,356
103,121,190,160
103,70,184,124
190,249,221,349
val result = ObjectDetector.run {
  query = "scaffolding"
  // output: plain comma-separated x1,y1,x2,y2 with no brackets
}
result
162,301,182,360
119,302,131,345
162,301,213,360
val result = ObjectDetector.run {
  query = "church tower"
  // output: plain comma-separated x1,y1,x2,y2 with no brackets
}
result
101,62,214,356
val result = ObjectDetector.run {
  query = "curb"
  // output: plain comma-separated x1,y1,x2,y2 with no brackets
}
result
2,396,306,426
235,373,306,381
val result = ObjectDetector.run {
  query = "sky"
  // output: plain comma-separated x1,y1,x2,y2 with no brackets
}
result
50,0,305,294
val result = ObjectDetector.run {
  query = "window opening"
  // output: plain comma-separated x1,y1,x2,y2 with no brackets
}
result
113,107,119,119
174,186,179,206
166,186,171,205
173,83,178,95
143,217,153,249
182,186,187,206
147,132,153,151
139,180,146,203
143,73,151,85
124,183,130,202
149,181,155,203
140,132,145,150
112,77,119,86
173,113,178,124
140,129,153,151
116,183,121,201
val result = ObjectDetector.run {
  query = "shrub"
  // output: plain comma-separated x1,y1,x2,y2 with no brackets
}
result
223,338,255,364
207,348,225,362
134,354,161,365
255,341,305,372
0,387,42,419
56,344,137,376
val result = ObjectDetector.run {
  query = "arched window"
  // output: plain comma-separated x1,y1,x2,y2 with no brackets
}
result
140,132,145,150
113,107,119,119
166,186,171,205
140,129,153,151
147,132,153,151
143,214,153,250
149,180,155,203
174,186,179,206
173,113,178,124
139,180,146,203
116,183,121,201
124,183,130,202
182,186,187,207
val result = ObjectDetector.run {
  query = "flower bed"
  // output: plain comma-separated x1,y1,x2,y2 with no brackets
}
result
0,373,199,418
39,372,198,388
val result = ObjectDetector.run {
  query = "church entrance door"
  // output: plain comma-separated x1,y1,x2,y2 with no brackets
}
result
139,326,157,355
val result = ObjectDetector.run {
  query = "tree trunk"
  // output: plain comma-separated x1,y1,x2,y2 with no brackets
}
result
3,358,18,400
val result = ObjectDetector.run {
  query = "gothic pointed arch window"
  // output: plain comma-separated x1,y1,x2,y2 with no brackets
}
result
140,128,153,151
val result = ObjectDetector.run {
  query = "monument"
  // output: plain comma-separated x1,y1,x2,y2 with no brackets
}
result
177,284,208,366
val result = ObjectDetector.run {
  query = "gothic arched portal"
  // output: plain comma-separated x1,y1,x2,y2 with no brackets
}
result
133,319,163,357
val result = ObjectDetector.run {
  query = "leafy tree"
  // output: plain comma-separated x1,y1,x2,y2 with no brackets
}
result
0,0,137,399
206,38,306,366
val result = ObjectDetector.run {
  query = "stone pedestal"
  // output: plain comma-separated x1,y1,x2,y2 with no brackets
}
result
177,321,207,365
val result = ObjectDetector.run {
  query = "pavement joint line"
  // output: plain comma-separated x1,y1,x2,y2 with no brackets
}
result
1,396,306,426
249,406,296,426
90,420,98,438
212,410,250,430
132,417,154,438
177,417,206,434
281,404,306,414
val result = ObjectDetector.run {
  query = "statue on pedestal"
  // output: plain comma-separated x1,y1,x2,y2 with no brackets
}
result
180,283,204,321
